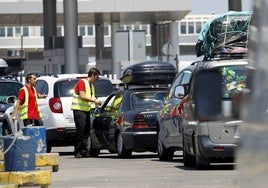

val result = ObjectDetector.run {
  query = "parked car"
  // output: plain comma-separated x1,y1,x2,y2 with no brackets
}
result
88,86,169,158
157,63,196,160
0,76,23,134
88,60,176,158
178,57,249,169
2,74,115,152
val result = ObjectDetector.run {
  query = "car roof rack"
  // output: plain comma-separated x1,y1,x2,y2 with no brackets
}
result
37,73,59,78
0,74,19,81
123,83,169,90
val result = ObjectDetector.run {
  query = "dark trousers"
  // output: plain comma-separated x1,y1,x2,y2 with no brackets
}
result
23,119,44,126
73,110,91,155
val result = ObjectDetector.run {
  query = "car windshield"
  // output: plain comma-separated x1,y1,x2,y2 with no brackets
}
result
0,82,22,101
221,65,247,99
132,91,166,110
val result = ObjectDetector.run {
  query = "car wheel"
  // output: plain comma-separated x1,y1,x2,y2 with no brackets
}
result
87,135,100,157
194,138,210,169
157,139,174,161
116,132,132,158
2,125,11,136
46,143,52,153
182,136,195,167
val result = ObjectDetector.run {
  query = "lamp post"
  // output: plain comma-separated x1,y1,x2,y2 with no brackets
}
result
20,34,23,82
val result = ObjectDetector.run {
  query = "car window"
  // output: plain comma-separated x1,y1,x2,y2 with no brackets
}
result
94,79,114,97
0,82,22,100
55,79,78,97
35,80,49,95
181,70,192,85
167,70,192,100
132,91,165,110
221,65,247,99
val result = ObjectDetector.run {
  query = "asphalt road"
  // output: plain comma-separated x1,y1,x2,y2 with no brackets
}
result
44,147,238,188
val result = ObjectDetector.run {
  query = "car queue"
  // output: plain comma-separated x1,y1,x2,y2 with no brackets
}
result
1,11,252,171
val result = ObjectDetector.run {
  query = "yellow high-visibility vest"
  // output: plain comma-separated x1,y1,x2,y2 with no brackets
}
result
71,79,96,112
19,86,42,120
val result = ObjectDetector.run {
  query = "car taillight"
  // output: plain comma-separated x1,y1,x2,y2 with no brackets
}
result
49,97,63,113
132,114,149,129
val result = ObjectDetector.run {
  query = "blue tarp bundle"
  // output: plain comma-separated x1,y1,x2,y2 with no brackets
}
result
195,11,253,59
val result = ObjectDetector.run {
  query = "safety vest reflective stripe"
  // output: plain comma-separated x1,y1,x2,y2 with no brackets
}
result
19,86,42,120
71,79,96,112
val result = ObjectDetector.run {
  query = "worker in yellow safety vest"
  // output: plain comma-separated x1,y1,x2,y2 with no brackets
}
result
12,72,47,126
71,67,102,158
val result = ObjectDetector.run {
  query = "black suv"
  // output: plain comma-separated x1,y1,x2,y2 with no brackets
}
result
0,76,23,134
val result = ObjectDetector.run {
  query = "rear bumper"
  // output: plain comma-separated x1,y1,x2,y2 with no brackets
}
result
46,128,76,146
121,131,157,152
197,135,236,161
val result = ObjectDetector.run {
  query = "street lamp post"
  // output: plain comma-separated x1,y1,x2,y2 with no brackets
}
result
20,34,23,82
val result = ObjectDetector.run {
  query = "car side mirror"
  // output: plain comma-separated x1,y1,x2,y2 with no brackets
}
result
193,70,222,119
174,85,188,99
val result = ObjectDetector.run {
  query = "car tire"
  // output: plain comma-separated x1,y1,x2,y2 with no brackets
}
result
157,139,174,161
87,135,100,157
2,125,11,136
46,142,52,153
182,136,195,167
194,138,210,169
116,132,132,158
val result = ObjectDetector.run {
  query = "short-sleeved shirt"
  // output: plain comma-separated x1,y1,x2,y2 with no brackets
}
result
74,79,93,96
74,79,86,94
18,85,39,119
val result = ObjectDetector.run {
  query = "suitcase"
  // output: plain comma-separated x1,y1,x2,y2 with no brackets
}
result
121,61,177,85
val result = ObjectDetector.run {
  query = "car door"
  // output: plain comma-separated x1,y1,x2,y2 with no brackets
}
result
158,69,192,148
91,92,123,148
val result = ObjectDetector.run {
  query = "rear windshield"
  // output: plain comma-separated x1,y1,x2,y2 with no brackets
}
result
94,79,114,97
221,65,247,99
131,91,167,110
55,78,114,98
0,82,22,100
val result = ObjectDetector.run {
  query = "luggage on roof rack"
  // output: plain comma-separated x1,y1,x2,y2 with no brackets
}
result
195,11,252,59
121,61,177,85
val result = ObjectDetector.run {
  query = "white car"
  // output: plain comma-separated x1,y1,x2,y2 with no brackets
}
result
2,74,115,152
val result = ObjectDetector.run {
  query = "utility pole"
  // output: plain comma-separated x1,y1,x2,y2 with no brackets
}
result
228,0,242,11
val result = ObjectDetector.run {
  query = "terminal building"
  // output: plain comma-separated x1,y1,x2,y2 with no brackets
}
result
0,0,214,78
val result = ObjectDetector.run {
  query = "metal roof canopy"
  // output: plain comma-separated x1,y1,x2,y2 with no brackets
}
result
0,0,191,26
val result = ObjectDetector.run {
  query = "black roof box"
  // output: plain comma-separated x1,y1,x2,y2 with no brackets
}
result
121,61,177,85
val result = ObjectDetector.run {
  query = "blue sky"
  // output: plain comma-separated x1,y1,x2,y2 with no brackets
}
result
191,0,253,14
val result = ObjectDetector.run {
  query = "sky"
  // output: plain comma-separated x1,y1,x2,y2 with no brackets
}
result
191,0,253,14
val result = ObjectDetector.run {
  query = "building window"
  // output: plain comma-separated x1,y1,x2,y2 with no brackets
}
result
180,22,186,34
104,25,110,36
7,27,13,37
188,22,194,34
87,26,94,36
0,27,6,37
30,26,39,37
23,27,29,36
57,26,62,36
196,21,202,34
15,27,22,37
79,25,86,36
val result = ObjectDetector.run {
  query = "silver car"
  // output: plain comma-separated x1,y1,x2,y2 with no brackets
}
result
179,58,248,169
